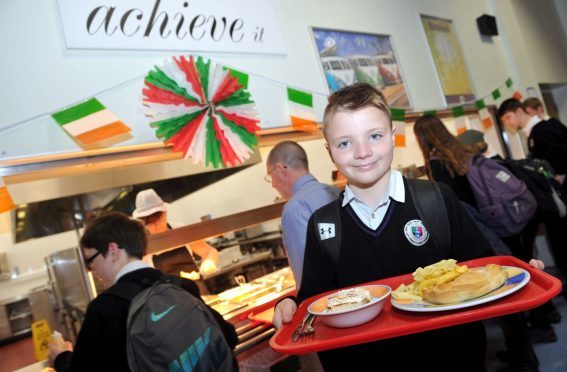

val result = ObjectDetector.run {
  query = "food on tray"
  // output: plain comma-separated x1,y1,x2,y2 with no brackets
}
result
392,259,468,301
327,287,372,311
423,264,508,304
392,259,509,304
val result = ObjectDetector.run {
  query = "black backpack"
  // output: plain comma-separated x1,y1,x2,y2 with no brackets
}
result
313,178,452,272
502,158,567,218
105,275,237,372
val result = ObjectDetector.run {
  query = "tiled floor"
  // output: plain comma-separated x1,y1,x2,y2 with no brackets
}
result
0,336,34,372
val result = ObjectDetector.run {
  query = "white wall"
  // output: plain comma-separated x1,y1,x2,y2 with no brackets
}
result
1,0,514,159
494,0,567,88
552,85,567,123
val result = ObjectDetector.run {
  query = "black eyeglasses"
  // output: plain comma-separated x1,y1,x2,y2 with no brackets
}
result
84,251,101,270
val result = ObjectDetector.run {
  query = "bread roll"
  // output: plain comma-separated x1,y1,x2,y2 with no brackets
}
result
422,264,508,304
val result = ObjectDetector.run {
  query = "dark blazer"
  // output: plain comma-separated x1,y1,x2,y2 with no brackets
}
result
529,118,567,175
54,267,237,371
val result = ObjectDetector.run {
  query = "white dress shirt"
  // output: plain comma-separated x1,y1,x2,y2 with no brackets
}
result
342,170,405,230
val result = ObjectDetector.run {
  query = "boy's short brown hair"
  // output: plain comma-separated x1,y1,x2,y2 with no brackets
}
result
322,83,391,136
523,97,543,110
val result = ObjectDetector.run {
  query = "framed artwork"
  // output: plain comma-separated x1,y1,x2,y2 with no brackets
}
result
420,15,475,105
310,27,411,108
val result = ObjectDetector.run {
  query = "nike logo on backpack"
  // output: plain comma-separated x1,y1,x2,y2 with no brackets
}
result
151,305,175,322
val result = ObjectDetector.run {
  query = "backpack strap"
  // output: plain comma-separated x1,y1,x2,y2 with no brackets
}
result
313,198,342,275
159,274,182,287
314,179,452,276
102,281,144,302
102,274,181,302
406,178,451,256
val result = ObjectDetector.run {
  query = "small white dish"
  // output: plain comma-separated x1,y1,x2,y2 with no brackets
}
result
308,284,391,328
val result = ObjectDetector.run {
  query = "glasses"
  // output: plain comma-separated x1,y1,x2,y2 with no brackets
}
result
264,165,277,183
84,251,101,270
264,164,287,183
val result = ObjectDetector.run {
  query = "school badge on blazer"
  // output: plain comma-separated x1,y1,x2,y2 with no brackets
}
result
318,223,335,240
404,220,429,246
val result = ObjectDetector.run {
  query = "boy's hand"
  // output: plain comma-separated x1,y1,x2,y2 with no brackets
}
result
529,259,545,270
272,298,297,329
48,340,73,366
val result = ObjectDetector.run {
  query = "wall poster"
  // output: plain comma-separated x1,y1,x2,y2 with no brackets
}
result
420,15,475,105
310,27,410,108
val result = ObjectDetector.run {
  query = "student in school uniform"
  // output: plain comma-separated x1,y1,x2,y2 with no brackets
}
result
272,83,543,371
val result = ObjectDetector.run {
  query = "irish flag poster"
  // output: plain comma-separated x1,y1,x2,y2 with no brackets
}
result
287,87,317,131
51,98,131,147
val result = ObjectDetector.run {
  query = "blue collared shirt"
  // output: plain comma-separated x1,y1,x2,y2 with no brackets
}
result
342,169,405,230
281,174,340,287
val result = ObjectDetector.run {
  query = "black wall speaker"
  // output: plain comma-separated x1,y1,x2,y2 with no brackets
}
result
477,14,498,36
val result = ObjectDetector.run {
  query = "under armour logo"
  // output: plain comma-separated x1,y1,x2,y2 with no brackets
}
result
318,223,335,240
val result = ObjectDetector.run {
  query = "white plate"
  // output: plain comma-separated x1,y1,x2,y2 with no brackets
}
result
391,266,530,312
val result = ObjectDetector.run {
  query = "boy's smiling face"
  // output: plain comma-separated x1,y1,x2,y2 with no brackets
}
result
325,106,394,190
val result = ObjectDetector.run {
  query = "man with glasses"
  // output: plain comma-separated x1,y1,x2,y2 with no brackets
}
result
48,212,237,371
265,141,339,288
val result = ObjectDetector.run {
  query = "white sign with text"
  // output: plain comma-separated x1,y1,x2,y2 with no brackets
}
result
57,0,286,54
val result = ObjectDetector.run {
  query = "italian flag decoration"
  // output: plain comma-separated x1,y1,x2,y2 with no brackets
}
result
452,106,467,135
475,99,493,129
0,177,15,214
287,87,317,131
390,108,406,147
143,55,260,168
51,98,131,147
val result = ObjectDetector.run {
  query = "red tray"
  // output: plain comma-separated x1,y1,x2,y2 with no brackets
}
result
269,256,562,354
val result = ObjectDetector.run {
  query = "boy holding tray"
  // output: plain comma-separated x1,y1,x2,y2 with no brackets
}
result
272,83,542,371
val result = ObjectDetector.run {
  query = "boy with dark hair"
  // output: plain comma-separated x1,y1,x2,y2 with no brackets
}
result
49,212,237,371
498,98,567,183
273,83,498,371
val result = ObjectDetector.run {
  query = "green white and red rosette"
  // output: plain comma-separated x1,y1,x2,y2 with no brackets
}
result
143,56,260,168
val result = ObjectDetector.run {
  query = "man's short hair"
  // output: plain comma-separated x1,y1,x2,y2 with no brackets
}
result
523,97,543,111
323,83,390,136
267,141,309,171
497,98,526,118
80,212,147,259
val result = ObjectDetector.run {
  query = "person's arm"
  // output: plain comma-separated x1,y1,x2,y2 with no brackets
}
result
296,214,340,302
51,299,115,371
531,124,567,175
280,203,313,286
190,241,219,274
273,214,338,328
